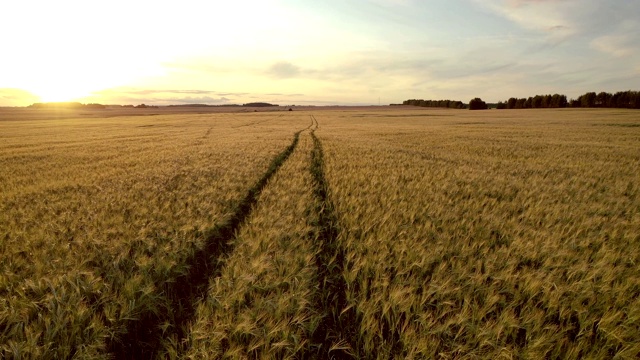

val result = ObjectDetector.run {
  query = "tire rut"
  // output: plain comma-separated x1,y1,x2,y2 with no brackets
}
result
308,115,361,358
107,127,306,359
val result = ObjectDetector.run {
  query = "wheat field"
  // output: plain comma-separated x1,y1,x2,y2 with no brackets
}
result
1,107,638,359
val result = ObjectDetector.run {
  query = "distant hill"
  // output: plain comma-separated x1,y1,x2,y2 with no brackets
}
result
242,102,279,107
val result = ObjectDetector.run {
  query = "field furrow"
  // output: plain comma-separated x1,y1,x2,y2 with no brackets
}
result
308,115,361,358
183,127,320,359
109,127,306,358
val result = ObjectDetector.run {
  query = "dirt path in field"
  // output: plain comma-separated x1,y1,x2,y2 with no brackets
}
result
108,124,309,359
309,115,361,358
109,115,360,358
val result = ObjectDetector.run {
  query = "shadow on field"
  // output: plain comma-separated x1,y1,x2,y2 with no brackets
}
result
107,129,304,359
309,115,361,359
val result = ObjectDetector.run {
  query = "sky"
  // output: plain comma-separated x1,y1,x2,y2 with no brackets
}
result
1,0,639,106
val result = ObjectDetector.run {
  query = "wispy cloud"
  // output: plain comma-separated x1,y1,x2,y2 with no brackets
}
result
161,96,231,105
367,0,414,7
473,0,577,40
81,88,244,105
265,93,305,97
591,36,634,58
266,62,302,79
590,21,640,58
110,89,218,96
0,88,40,106
506,0,572,7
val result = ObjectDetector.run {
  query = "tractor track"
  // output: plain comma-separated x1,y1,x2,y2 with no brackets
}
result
107,126,307,359
308,115,361,358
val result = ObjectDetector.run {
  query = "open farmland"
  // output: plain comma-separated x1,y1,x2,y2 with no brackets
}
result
317,109,640,359
1,107,639,359
0,111,309,358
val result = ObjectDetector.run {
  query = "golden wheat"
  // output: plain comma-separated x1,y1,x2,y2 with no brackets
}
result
1,107,638,359
317,108,640,359
182,129,320,359
0,112,307,358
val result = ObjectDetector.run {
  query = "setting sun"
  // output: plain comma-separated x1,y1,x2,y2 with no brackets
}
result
32,84,91,103
15,51,168,104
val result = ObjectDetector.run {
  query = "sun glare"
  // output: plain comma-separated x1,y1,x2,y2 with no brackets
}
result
26,62,160,105
34,85,93,103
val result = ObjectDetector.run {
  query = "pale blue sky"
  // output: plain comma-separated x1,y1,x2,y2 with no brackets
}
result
1,0,638,106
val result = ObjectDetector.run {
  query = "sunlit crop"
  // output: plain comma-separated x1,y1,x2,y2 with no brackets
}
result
0,112,307,358
318,108,640,359
1,108,638,359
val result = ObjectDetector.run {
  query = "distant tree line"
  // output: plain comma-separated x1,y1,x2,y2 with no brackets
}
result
496,90,640,109
570,91,640,108
403,90,640,111
494,94,568,109
403,99,465,109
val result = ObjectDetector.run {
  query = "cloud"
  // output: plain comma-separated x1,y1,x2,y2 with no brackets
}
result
266,61,301,79
91,88,251,98
160,96,231,105
78,87,246,105
99,89,218,96
473,0,576,40
591,36,634,58
506,0,572,7
265,93,305,97
547,25,568,32
590,21,640,58
216,92,249,97
0,88,40,106
164,90,217,95
368,0,414,6
90,94,232,106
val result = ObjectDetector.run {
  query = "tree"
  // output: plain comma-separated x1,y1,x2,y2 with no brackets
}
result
541,95,550,108
525,97,533,108
402,99,465,109
579,92,597,107
632,91,640,109
596,92,612,107
532,95,543,108
469,97,488,110
550,94,567,108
